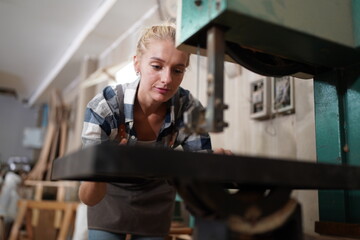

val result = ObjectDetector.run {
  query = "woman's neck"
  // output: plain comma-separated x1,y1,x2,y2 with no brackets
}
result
136,95,165,116
134,97,167,141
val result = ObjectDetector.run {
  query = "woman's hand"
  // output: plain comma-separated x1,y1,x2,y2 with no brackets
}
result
213,148,233,155
78,182,107,206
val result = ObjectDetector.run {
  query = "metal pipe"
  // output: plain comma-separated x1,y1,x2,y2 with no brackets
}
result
206,26,228,132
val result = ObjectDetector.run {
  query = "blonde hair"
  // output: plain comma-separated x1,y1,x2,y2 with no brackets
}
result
136,23,190,66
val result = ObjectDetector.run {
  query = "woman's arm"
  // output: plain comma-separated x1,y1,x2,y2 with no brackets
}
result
79,86,119,206
78,182,107,206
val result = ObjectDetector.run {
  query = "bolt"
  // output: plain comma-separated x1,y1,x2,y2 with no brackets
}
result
217,121,228,128
215,98,222,107
215,99,228,110
216,0,221,10
194,0,202,6
207,73,214,83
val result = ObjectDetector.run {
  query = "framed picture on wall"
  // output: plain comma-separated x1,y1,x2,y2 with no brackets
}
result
250,77,271,120
271,76,295,114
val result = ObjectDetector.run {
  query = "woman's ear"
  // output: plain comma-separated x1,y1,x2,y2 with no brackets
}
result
133,55,140,73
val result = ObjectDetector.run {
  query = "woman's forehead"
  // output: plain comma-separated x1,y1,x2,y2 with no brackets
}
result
141,39,188,64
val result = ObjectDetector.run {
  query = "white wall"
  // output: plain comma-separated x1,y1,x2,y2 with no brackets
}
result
183,55,316,159
0,95,38,164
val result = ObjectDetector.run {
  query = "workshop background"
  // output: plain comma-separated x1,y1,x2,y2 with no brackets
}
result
0,0,321,239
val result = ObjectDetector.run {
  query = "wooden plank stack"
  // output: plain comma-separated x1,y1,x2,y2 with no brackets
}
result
27,90,70,181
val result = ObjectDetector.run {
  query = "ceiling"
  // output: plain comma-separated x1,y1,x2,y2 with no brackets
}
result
0,0,161,105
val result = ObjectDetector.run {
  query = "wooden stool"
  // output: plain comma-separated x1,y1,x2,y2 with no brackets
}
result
9,200,78,240
23,180,79,229
9,180,79,240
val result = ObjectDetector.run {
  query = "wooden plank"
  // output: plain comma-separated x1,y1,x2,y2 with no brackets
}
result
59,106,70,157
26,200,78,211
46,117,60,181
0,215,5,240
31,184,43,227
304,234,355,240
315,221,360,239
24,180,79,188
25,208,33,240
54,186,65,229
169,227,193,235
9,200,28,240
57,203,75,240
33,210,57,240
27,123,56,180
28,91,60,181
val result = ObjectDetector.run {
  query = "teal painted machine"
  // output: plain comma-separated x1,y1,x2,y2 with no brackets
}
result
177,0,360,238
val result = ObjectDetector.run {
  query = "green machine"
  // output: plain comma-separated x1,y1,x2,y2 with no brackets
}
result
177,0,360,238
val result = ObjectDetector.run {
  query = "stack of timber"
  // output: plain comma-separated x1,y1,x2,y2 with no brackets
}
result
27,90,70,181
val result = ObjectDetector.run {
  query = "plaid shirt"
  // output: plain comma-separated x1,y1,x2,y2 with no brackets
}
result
82,78,212,152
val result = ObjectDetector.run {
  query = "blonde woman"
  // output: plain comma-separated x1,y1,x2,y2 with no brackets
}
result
79,24,229,240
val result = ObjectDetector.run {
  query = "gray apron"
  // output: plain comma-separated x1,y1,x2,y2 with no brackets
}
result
88,180,176,236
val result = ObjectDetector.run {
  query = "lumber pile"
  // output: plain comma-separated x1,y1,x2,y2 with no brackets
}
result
27,90,70,181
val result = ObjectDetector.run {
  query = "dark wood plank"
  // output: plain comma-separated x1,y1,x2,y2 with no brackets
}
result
315,221,360,239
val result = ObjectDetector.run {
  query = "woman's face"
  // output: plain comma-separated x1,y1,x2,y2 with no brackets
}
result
134,39,189,104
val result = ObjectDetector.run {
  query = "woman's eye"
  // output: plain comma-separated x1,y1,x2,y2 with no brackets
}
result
174,68,185,74
151,65,162,70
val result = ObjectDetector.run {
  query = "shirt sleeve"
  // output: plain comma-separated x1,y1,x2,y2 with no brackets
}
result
177,90,212,152
81,86,119,148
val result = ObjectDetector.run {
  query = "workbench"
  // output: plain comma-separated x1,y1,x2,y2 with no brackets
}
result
51,143,360,240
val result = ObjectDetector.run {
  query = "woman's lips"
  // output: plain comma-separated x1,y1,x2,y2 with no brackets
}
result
155,87,170,94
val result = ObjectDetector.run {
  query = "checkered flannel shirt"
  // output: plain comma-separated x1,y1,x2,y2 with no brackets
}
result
82,78,212,152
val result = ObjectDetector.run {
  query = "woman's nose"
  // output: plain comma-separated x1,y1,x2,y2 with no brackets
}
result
161,68,172,84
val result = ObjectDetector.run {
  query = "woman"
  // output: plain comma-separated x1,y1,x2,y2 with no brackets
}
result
79,24,229,240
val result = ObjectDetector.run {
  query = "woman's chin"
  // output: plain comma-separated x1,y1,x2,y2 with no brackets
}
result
153,95,170,103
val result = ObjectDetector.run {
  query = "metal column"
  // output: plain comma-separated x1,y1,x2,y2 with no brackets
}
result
314,0,360,222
